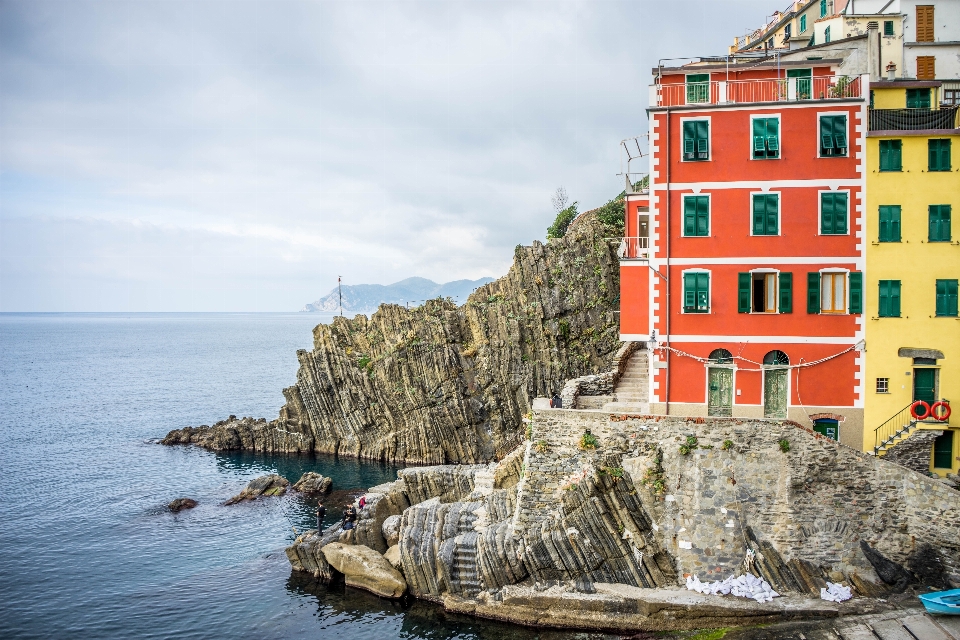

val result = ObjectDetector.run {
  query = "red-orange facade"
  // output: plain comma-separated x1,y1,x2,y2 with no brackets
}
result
620,62,868,442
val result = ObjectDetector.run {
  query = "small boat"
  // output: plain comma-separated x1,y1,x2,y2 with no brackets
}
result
919,589,960,615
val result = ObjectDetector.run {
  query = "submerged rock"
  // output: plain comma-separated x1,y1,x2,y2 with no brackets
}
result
168,497,197,512
224,474,289,505
292,472,332,495
321,543,407,598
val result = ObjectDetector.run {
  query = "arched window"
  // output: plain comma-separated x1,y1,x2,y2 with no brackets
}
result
763,350,790,366
709,348,733,364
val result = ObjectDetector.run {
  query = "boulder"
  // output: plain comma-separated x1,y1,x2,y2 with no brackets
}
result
384,544,402,570
224,474,289,505
382,515,402,547
321,543,407,598
168,497,197,512
292,472,332,495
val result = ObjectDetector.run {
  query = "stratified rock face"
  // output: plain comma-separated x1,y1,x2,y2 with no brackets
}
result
224,474,289,505
321,543,407,598
382,515,401,548
292,472,332,495
162,211,622,464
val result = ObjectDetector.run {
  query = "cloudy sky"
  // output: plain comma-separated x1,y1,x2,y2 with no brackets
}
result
0,0,771,312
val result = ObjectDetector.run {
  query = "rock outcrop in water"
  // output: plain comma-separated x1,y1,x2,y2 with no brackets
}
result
291,472,332,495
224,474,289,505
162,211,622,465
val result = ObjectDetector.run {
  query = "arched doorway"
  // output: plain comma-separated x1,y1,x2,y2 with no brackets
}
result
707,349,734,417
762,350,789,419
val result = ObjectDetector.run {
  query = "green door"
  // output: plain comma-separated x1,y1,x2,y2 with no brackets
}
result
787,68,812,99
708,367,733,417
914,369,937,405
814,419,839,441
933,431,954,469
764,368,788,419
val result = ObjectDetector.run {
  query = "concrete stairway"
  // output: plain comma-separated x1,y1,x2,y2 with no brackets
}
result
831,612,960,640
604,349,650,413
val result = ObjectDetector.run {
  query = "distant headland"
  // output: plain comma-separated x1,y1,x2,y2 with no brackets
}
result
301,277,494,314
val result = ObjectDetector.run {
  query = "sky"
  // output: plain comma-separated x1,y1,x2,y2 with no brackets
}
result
0,0,773,312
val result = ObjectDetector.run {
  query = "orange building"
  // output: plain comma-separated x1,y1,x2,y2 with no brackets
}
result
621,60,870,447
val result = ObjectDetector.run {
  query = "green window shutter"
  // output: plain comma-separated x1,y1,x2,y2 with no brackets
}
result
800,15,806,33
879,140,901,171
779,272,793,313
683,121,695,158
767,118,779,155
686,74,709,104
807,272,821,313
879,280,902,317
696,273,709,311
883,20,894,35
820,116,834,152
752,195,765,235
696,196,709,236
738,273,751,313
752,118,779,158
820,0,827,17
684,197,696,236
696,121,709,159
891,281,901,317
835,192,848,234
849,272,863,314
833,116,847,152
936,279,959,317
821,193,833,234
766,194,779,234
930,205,952,242
879,205,901,242
825,25,831,42
684,273,696,311
822,193,847,234
907,88,931,109
929,139,952,172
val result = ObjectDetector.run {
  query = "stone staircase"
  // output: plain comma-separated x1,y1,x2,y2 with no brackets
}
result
829,611,960,640
604,349,650,413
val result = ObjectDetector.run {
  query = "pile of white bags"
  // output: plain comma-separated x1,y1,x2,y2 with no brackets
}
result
685,573,780,603
820,582,852,602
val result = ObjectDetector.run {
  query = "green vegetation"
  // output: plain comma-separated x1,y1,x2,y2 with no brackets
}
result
535,439,548,454
578,431,599,450
684,629,731,640
642,451,666,495
779,439,791,453
601,466,625,482
547,203,579,239
721,439,734,451
595,176,649,231
558,319,571,339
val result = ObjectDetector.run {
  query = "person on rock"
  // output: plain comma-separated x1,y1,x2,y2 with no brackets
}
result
358,495,366,510
341,504,358,530
550,392,562,409
315,503,326,532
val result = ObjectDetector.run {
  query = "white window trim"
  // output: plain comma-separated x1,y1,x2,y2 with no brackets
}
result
817,110,850,159
684,73,712,107
749,191,782,237
679,115,712,163
681,192,711,237
818,269,850,315
817,188,851,236
749,114,781,161
680,268,711,315
748,268,781,314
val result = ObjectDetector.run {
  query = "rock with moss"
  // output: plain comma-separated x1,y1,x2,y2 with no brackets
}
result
224,474,289,505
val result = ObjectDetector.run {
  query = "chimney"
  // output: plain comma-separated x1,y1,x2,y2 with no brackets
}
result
866,21,880,81
886,61,897,81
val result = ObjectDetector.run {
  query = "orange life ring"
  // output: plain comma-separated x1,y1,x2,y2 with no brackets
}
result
930,401,951,422
910,400,931,420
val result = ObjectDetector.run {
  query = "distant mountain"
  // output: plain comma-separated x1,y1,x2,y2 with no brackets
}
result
301,277,495,314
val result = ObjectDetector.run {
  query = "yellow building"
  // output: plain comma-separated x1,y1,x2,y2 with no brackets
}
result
865,80,960,476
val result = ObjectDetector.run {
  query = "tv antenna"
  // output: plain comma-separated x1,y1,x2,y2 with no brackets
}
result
618,135,648,194
338,276,343,317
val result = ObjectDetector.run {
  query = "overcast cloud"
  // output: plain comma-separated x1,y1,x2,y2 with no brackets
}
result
0,0,772,311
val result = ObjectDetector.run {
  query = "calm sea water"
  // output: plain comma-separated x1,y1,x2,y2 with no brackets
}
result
0,313,612,640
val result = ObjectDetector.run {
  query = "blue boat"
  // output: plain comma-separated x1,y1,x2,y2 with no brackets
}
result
919,589,960,615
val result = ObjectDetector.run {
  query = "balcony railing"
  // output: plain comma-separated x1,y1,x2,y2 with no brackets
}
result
618,237,649,260
869,106,959,131
652,75,862,108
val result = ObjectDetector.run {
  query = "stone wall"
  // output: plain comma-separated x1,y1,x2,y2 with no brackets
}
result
881,428,942,476
523,410,960,586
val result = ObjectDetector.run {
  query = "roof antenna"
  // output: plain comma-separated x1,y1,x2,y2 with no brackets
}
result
338,276,343,317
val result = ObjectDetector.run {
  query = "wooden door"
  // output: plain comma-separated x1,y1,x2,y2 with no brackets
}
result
708,367,733,417
914,368,937,405
764,369,788,419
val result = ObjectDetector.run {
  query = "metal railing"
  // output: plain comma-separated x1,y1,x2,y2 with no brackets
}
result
618,237,650,260
869,106,959,131
873,402,918,455
652,75,862,108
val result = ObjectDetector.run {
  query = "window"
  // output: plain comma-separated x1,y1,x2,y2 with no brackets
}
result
752,193,779,235
879,140,902,171
879,205,901,242
785,24,792,39
944,90,960,106
929,139,952,172
883,20,894,36
821,192,848,235
907,88,931,109
755,273,777,312
709,348,733,364
819,115,847,156
824,26,831,43
683,272,709,313
916,5,934,42
686,74,710,104
787,68,812,99
800,14,807,33
739,272,792,314
933,431,953,469
936,279,959,317
876,378,889,393
820,0,827,18
929,205,952,242
752,117,780,159
879,280,901,317
682,120,709,161
916,56,936,80
683,195,710,236
808,271,859,314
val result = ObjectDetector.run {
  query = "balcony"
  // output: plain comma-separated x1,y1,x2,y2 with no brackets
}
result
869,106,959,132
618,237,649,260
651,75,863,108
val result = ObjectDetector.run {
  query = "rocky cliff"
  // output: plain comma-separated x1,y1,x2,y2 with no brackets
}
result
163,210,622,464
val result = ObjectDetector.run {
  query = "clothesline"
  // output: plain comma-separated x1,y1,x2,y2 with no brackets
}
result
654,342,861,372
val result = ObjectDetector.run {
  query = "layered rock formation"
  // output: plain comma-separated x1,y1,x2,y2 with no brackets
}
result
291,472,332,495
162,211,623,464
224,474,289,505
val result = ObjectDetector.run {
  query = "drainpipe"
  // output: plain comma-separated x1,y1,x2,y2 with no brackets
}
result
663,108,671,417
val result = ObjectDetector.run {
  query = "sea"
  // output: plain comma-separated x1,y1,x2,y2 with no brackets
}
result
0,313,613,640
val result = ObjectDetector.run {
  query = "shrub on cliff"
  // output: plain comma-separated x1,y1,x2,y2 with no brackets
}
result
595,176,649,233
547,203,579,239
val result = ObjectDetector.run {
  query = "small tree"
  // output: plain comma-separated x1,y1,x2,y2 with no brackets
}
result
547,202,578,239
551,186,568,213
